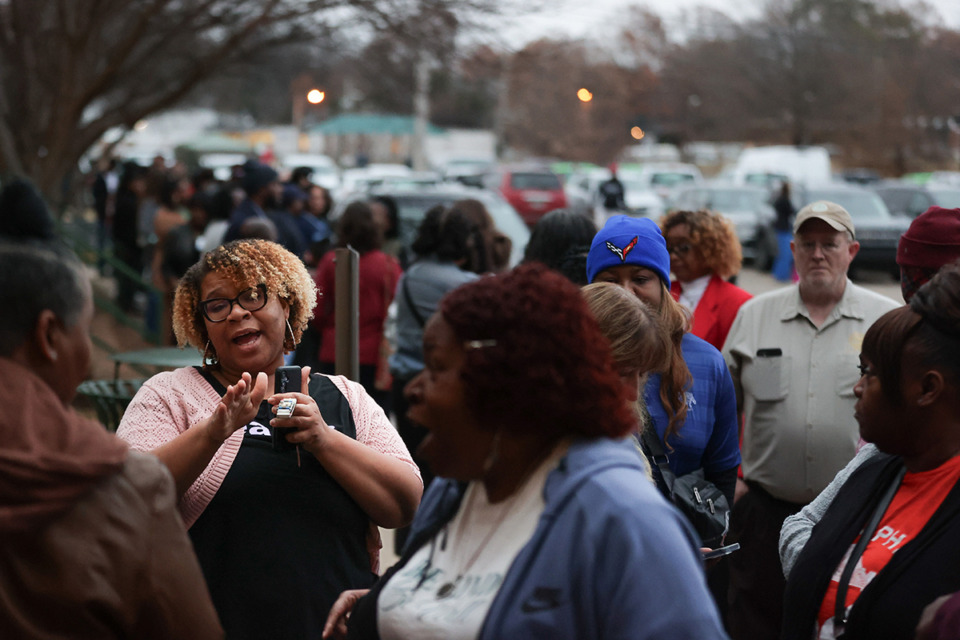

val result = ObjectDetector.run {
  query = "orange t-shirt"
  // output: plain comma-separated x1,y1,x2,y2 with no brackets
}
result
816,455,960,639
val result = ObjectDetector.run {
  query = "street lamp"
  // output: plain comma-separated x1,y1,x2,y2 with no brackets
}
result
307,89,325,105
577,88,593,103
631,127,645,140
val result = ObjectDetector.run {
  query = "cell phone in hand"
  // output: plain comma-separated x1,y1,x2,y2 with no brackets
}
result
272,366,301,452
702,543,740,560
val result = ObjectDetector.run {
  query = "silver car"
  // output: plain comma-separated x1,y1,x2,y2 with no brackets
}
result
667,185,778,269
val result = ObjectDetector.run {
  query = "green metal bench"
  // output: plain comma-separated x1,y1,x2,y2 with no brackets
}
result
76,378,146,432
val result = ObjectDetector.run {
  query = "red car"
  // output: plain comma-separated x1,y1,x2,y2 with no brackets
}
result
486,168,567,227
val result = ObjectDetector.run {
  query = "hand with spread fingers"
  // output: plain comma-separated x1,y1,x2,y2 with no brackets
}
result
116,239,422,639
206,371,268,443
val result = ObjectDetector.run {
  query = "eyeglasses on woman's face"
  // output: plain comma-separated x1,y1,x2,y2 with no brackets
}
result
667,242,693,256
200,284,268,322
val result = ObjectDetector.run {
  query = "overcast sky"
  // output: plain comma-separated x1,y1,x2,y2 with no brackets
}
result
483,0,960,50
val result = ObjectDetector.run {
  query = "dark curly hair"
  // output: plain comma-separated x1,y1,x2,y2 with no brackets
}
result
523,209,597,284
411,205,486,273
862,261,960,404
660,209,742,279
439,263,636,439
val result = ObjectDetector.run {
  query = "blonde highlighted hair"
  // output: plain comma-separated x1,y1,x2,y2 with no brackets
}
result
172,239,317,356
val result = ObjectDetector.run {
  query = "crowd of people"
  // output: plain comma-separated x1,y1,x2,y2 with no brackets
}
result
4,162,960,640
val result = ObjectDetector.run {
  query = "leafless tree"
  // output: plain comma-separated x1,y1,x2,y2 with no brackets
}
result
0,0,497,205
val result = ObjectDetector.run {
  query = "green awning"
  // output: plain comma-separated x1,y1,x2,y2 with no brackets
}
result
309,113,445,136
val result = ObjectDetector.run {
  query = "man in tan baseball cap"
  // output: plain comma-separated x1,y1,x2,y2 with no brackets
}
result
721,198,897,640
792,200,856,239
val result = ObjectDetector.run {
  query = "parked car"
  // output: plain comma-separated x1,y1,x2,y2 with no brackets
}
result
872,180,960,218
438,158,495,187
839,168,882,186
668,184,777,269
330,184,530,267
483,167,566,227
797,184,910,277
627,162,704,201
336,164,413,200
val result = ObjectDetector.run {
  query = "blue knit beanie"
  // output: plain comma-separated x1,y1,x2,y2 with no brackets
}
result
586,215,671,287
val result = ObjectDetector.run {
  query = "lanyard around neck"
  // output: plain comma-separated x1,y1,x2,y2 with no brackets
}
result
833,465,906,637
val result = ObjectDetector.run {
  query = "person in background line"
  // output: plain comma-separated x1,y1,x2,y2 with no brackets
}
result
587,215,741,510
113,161,149,313
661,209,752,351
151,176,193,342
451,197,514,273
722,200,897,640
599,163,626,213
387,205,484,554
772,181,796,282
369,195,403,264
290,166,314,191
781,264,960,640
117,239,421,639
92,156,119,272
315,201,402,413
774,206,960,639
582,281,670,483
223,160,304,259
303,183,335,265
0,179,223,639
224,160,280,242
323,264,729,640
523,207,598,285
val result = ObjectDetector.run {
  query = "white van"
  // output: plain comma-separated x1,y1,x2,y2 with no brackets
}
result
731,146,832,189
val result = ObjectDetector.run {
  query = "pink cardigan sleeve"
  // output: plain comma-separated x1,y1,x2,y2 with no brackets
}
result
117,367,243,527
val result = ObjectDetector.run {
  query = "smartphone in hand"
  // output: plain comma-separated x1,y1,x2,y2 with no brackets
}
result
702,543,740,560
272,365,301,452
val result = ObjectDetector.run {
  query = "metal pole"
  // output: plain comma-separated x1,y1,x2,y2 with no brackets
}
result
333,246,359,381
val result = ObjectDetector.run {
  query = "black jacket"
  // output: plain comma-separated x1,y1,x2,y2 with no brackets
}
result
782,452,960,640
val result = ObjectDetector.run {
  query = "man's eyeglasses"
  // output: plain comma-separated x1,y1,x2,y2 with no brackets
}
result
667,243,693,256
797,240,844,255
200,285,268,322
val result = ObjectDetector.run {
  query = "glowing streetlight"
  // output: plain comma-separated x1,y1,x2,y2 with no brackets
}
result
631,126,645,140
577,88,593,103
307,89,325,104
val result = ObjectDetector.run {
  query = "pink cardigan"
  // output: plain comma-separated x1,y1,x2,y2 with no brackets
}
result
117,367,420,528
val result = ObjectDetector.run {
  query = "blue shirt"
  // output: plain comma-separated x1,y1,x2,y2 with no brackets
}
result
644,333,741,478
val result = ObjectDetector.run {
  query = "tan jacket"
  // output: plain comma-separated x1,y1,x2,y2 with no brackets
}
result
0,452,223,639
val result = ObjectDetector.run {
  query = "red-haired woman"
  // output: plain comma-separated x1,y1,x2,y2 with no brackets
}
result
660,209,752,351
323,264,726,640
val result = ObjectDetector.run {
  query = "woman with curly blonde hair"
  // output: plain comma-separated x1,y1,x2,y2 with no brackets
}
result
117,239,422,639
661,209,753,350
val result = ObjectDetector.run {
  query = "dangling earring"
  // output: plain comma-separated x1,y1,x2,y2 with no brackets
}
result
285,319,297,353
202,340,218,368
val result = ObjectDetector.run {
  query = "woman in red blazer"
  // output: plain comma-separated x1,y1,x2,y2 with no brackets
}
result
661,209,752,351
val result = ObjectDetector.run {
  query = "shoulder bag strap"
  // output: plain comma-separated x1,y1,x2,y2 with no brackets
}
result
833,464,907,637
401,275,427,328
639,428,678,494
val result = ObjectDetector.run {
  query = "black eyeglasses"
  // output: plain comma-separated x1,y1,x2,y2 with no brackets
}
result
200,285,268,322
667,242,693,256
